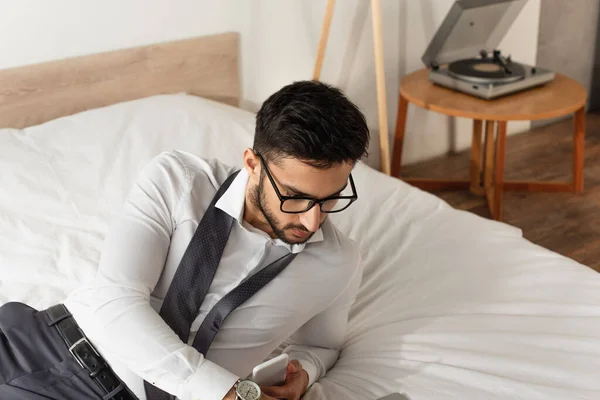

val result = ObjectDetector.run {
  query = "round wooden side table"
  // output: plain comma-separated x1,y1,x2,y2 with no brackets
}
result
392,68,587,221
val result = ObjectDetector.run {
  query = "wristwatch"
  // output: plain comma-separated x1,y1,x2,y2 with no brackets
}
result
234,379,262,400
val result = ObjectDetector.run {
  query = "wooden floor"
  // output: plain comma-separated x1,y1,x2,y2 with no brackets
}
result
400,113,600,272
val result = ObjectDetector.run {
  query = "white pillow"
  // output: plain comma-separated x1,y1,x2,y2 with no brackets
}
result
0,93,254,306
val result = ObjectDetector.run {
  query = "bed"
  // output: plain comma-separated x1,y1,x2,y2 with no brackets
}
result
1,32,599,400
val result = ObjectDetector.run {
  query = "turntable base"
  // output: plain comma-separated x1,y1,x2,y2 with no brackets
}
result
431,60,555,100
391,68,587,221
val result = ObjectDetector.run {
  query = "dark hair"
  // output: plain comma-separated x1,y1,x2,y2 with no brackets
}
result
253,80,370,168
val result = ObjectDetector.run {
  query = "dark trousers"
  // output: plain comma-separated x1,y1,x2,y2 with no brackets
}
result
0,302,133,400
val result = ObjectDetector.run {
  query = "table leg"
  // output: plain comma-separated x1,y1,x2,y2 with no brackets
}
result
391,94,409,178
492,121,507,220
481,120,506,221
469,119,483,195
573,106,585,193
483,120,496,191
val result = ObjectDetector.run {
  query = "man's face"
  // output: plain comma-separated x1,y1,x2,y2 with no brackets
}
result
245,151,353,245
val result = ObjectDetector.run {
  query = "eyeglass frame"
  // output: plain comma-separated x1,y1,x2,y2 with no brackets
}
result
254,151,358,214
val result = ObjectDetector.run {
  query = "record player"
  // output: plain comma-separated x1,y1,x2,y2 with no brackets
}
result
422,0,555,100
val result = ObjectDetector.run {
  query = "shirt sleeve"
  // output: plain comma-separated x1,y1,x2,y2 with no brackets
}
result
282,251,363,388
80,151,238,400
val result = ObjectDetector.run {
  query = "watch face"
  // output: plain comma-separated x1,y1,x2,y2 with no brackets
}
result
236,380,261,400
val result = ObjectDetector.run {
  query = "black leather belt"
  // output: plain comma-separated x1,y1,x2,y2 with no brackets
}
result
46,304,138,400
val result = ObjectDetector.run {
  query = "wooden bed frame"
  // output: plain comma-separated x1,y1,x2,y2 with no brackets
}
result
0,32,240,129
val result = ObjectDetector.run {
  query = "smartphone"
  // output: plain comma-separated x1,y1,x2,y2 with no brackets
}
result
251,353,289,387
376,394,411,400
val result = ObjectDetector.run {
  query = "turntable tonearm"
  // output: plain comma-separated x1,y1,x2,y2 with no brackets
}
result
422,0,555,100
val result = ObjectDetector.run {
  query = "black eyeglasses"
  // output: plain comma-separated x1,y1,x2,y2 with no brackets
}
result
255,151,358,214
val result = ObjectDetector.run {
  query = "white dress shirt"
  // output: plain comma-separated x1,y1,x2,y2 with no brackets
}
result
64,150,362,400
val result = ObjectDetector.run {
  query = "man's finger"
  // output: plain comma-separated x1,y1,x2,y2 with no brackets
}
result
262,384,288,399
287,360,302,374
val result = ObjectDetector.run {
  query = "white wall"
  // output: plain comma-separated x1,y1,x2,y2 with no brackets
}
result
0,0,540,169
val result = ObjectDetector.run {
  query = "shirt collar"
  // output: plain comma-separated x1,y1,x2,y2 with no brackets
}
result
215,168,324,253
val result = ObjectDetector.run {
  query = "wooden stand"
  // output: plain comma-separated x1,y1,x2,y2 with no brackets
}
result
313,0,391,175
313,0,336,81
392,69,588,221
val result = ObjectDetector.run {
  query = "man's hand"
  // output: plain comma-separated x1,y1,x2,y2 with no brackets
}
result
261,360,309,400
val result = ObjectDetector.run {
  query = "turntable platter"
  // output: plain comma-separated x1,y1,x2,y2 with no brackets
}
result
448,59,525,85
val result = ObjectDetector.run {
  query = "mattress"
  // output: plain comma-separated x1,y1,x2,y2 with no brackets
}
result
1,93,599,400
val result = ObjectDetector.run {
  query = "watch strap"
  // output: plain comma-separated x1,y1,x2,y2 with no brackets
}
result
234,379,242,400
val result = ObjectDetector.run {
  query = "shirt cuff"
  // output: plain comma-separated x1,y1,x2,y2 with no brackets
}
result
181,360,239,400
287,354,319,389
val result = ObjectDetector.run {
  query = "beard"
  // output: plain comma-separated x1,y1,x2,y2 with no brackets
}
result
250,176,315,245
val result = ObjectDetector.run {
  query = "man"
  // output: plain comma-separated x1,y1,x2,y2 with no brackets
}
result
0,80,369,400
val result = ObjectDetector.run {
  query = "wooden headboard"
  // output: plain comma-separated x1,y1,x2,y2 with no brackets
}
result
0,32,240,129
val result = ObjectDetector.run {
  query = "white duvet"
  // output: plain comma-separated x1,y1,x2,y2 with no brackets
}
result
0,94,599,400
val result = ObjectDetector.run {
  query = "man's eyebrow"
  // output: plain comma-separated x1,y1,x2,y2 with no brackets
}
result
282,181,349,199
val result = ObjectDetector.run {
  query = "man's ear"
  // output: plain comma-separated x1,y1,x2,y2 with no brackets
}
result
243,148,260,180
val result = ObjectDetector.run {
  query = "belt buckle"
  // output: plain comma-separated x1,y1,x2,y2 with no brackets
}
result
68,337,102,374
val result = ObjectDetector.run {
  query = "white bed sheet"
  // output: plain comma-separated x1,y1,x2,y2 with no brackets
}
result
0,94,599,400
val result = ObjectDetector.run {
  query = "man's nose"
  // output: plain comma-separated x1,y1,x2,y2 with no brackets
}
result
299,205,321,232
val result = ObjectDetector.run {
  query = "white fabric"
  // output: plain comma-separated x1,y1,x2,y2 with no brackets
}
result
63,150,359,400
1,93,599,400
